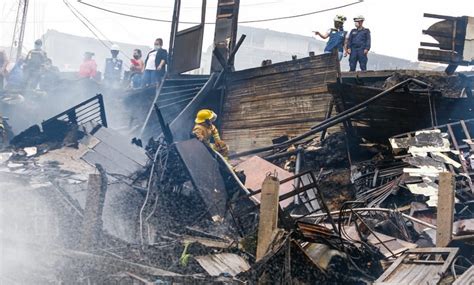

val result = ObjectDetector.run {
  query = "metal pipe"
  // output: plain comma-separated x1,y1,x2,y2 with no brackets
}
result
265,149,299,160
229,106,369,158
293,146,304,205
320,99,334,140
139,72,168,139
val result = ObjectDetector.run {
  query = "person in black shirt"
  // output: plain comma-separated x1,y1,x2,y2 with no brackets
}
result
142,38,167,87
24,39,48,89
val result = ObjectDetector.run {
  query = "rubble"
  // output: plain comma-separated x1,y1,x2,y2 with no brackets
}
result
2,71,474,284
2,11,474,284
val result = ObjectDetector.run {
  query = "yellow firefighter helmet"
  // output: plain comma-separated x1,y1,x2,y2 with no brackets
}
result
195,109,217,124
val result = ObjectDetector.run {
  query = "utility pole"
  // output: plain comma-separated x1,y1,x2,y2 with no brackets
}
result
10,0,30,62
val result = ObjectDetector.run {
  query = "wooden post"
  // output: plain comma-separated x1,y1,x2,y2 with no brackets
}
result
80,166,108,250
256,175,280,261
436,172,454,247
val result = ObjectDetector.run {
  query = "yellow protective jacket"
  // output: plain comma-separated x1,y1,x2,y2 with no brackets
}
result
192,123,220,145
192,123,229,157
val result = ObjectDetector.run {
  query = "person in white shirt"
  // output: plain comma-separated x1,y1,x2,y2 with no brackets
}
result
142,38,168,87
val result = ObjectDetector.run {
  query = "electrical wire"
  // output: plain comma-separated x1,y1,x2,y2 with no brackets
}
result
70,2,114,46
77,0,364,25
63,0,111,52
64,0,132,67
102,0,280,9
69,1,134,63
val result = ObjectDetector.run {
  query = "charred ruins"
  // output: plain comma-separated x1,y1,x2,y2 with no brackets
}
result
1,2,474,285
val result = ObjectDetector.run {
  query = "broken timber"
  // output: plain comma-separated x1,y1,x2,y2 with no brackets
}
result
436,172,455,247
256,174,280,261
80,165,108,249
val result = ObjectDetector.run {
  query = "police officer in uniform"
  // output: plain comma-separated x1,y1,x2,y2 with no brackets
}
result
345,15,371,71
314,15,347,60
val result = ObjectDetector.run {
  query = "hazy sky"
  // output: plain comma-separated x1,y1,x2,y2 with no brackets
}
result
1,0,473,62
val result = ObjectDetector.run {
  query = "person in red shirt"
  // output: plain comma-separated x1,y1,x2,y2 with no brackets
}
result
79,52,97,79
130,49,144,88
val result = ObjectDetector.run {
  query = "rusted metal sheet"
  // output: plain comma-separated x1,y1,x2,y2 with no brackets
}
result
234,156,294,208
374,247,458,285
222,53,340,152
195,253,250,276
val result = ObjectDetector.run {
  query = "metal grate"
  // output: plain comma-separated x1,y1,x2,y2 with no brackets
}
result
41,94,107,129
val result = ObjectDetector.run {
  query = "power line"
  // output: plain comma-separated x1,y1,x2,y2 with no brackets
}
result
77,0,364,25
240,0,363,24
63,0,111,51
102,0,279,9
69,0,113,45
63,0,132,65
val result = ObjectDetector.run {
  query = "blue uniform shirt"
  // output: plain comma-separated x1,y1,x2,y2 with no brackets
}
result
104,58,123,81
324,28,347,53
347,27,371,50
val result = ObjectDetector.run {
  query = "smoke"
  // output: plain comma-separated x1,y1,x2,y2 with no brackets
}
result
1,77,136,137
0,171,142,281
0,174,65,283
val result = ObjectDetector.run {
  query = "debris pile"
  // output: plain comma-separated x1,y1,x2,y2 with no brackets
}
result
2,62,474,284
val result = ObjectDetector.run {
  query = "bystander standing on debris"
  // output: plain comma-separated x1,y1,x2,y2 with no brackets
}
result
142,38,167,88
192,109,229,159
79,52,98,79
0,51,9,90
24,39,48,89
130,49,144,88
313,15,347,60
345,15,371,71
104,44,123,86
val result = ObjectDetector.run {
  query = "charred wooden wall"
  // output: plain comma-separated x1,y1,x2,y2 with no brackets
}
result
221,53,340,152
330,83,474,142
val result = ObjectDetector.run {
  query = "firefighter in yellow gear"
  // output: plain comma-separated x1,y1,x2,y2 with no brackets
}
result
192,109,229,159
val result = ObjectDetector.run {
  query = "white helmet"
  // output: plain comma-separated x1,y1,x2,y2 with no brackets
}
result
111,44,120,51
354,15,365,21
334,15,347,23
